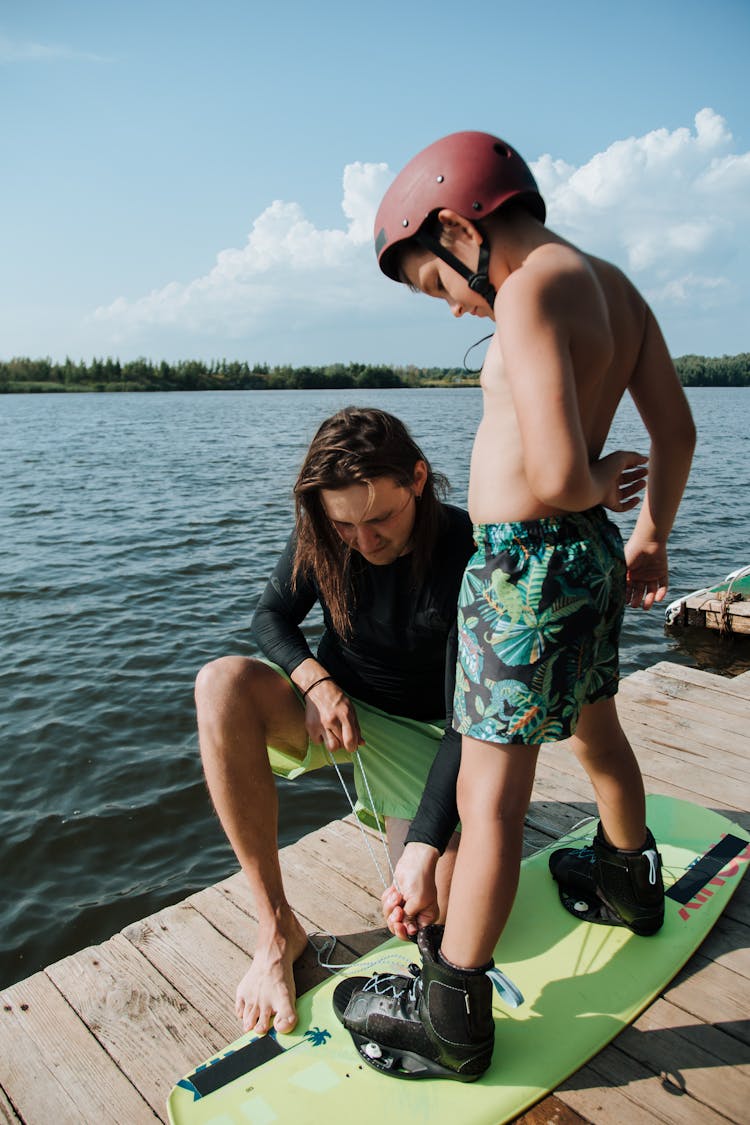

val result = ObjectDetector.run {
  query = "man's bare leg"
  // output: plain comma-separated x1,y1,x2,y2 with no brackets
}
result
195,656,310,1034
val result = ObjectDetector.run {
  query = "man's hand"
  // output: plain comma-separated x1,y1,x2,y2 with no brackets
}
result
381,843,440,941
304,679,363,753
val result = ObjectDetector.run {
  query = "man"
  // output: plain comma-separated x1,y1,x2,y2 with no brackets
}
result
196,406,473,1034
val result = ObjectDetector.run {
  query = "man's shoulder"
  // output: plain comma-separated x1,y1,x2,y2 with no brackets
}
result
437,503,474,555
440,501,471,529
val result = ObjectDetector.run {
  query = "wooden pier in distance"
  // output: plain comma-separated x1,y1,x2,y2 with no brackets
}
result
2,660,749,1124
667,567,750,636
672,591,750,635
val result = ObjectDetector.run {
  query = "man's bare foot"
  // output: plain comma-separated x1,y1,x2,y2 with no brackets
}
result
235,913,309,1034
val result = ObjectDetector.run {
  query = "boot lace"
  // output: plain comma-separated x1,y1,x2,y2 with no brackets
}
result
362,964,422,1006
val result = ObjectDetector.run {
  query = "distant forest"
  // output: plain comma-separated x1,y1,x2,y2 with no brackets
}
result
1,352,748,392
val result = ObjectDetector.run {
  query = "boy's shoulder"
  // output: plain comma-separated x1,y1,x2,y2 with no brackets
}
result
498,237,646,338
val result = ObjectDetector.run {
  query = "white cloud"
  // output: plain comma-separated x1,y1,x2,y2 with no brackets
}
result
0,34,107,63
94,161,395,338
94,109,748,350
533,108,750,296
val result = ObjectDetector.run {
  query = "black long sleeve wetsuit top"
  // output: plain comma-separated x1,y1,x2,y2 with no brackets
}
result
252,503,474,853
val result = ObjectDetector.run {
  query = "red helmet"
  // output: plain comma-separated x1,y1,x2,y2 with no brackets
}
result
374,131,545,283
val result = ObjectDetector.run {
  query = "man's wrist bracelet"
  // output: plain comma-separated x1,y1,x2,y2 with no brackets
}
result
301,675,334,699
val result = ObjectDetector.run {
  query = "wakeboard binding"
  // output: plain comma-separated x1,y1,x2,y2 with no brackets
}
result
332,924,495,1081
549,822,665,935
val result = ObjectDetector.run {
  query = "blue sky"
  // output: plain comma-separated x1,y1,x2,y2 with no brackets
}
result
2,0,748,368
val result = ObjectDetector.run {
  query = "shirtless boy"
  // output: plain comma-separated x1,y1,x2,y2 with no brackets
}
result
334,131,696,1080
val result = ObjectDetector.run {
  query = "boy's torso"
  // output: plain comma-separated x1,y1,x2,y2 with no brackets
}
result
469,240,649,524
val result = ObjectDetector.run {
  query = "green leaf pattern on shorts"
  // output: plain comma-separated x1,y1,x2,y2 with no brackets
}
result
454,511,626,744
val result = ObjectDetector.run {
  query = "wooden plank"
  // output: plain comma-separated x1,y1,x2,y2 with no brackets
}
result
649,661,750,699
617,704,748,767
681,597,750,635
537,734,735,813
121,901,253,1043
186,881,259,952
513,1093,590,1123
295,818,393,898
186,852,382,967
560,1040,736,1125
45,934,227,1121
620,997,750,1122
666,954,750,1044
617,716,750,793
556,1059,664,1125
280,840,384,928
0,1087,20,1124
631,666,750,716
534,752,596,804
0,970,158,1125
618,682,750,748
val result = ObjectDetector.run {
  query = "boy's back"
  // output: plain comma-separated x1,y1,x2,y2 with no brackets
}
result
469,209,690,527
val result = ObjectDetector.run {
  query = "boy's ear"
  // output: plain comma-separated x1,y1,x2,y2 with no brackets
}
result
436,208,483,246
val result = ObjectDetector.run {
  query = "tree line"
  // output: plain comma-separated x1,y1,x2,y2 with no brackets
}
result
1,353,748,392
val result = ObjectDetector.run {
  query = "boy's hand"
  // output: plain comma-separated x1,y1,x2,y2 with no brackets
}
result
624,534,669,609
593,451,648,512
381,843,440,940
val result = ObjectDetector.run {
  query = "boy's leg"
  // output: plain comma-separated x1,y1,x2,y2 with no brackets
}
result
441,736,539,968
551,695,664,934
567,696,646,849
334,737,537,1081
195,655,310,1034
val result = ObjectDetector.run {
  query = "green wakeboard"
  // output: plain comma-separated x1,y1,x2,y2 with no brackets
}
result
167,794,749,1125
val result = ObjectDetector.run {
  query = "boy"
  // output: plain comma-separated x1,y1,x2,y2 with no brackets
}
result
333,131,696,1080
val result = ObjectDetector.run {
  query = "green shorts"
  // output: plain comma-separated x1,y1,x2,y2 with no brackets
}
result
454,507,626,745
264,662,446,830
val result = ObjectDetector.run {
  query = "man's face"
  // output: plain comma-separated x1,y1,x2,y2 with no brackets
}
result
320,469,424,565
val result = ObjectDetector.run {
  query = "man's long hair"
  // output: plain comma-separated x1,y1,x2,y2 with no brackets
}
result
292,407,448,636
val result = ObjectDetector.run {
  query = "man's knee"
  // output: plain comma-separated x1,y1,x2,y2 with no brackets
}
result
195,654,257,709
195,656,300,749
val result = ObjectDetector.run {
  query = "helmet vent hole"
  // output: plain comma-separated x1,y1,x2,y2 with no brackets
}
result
472,201,482,211
493,143,511,158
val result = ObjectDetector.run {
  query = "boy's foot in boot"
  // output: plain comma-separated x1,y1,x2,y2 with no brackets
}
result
549,823,664,935
332,924,494,1081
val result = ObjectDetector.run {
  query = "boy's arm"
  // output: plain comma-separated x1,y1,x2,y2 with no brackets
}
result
624,307,696,609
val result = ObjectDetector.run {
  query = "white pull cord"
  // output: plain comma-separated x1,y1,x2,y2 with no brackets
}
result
309,747,401,974
323,746,399,893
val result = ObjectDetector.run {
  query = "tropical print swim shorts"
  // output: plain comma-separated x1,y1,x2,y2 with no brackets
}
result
454,506,626,744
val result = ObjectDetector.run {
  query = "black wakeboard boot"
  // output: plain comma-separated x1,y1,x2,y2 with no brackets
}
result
332,924,495,1081
549,822,664,936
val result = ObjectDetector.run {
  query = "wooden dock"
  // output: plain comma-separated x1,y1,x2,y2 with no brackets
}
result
666,568,750,635
2,660,748,1124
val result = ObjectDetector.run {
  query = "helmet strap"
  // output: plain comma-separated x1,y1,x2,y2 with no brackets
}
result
415,230,496,309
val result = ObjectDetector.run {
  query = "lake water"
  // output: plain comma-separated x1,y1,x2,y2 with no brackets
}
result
1,386,748,987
